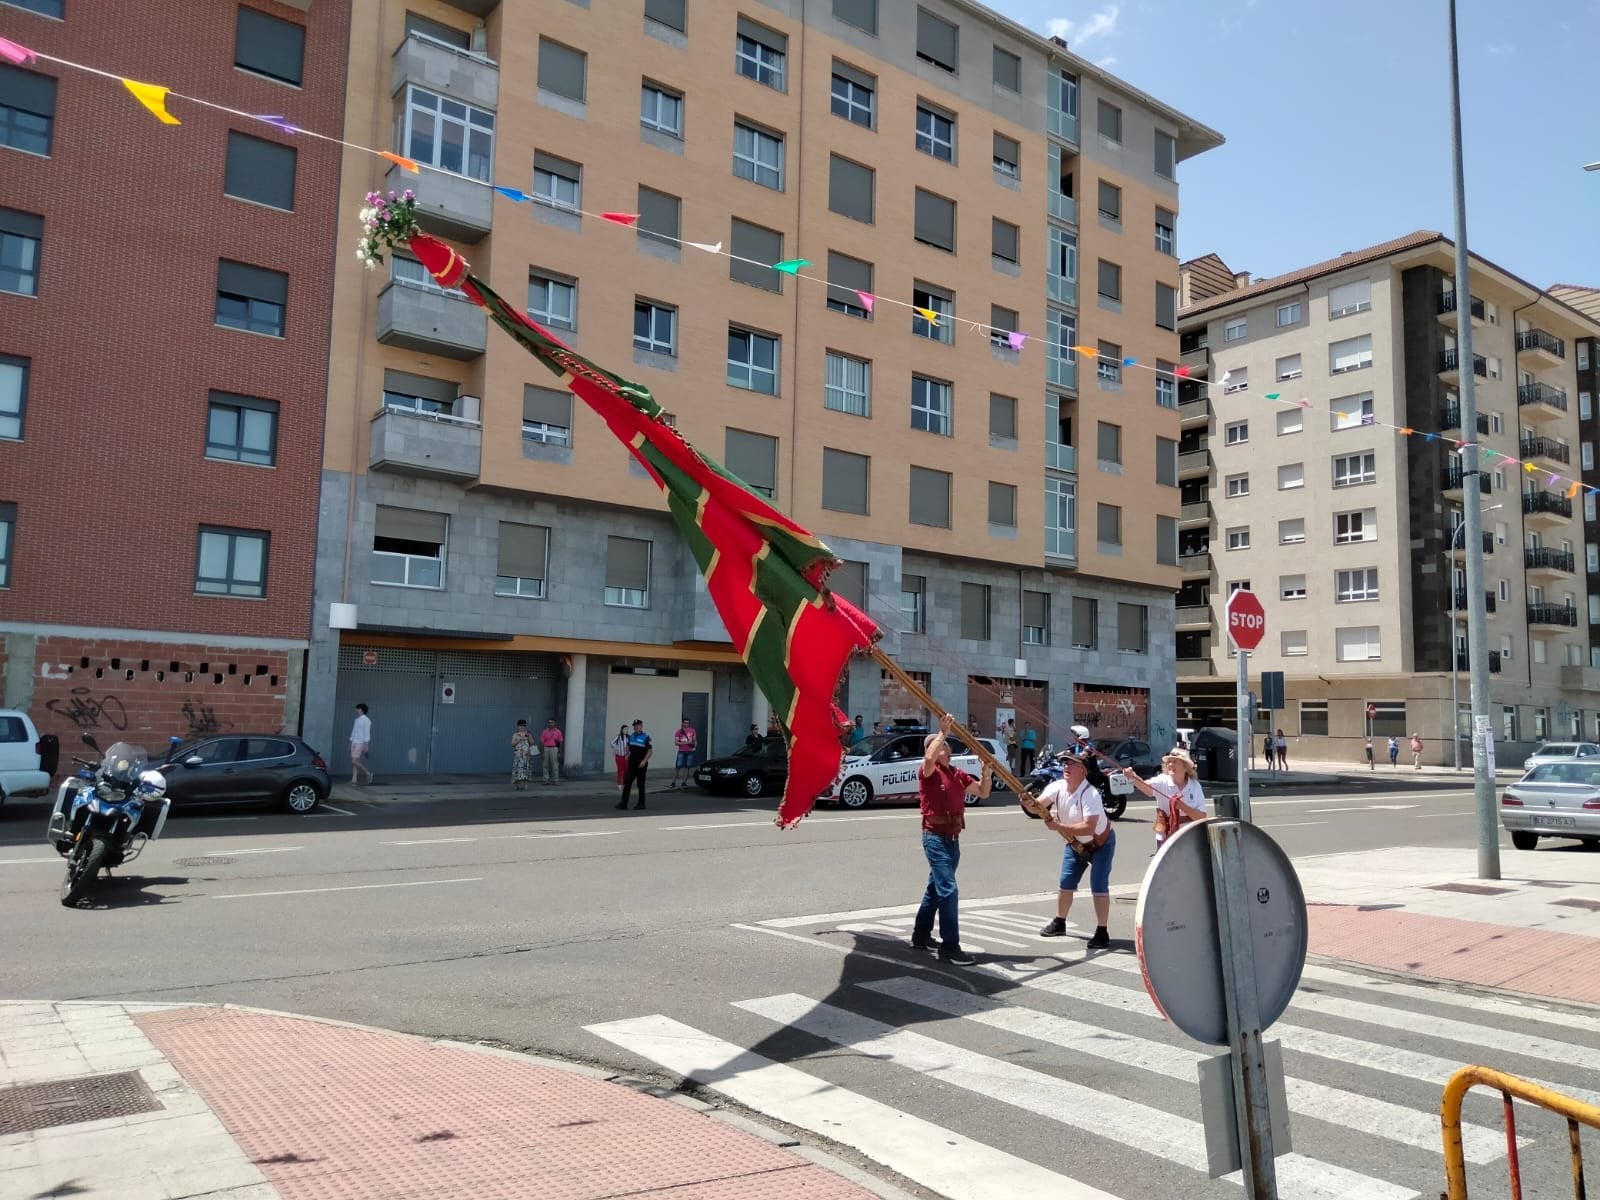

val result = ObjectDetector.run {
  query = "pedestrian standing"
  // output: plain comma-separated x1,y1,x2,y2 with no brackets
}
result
670,717,697,790
1410,732,1424,769
1263,733,1276,773
349,703,374,786
1365,736,1375,770
1387,735,1400,768
909,714,991,965
611,725,630,787
539,718,564,785
616,719,652,810
1126,748,1208,850
1019,724,1038,775
1275,729,1289,772
510,720,535,789
1005,719,1019,773
1037,750,1115,949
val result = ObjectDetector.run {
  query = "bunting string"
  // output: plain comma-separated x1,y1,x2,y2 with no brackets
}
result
13,37,1596,499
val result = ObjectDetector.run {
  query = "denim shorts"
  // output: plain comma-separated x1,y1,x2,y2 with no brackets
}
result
1059,828,1116,894
675,751,695,768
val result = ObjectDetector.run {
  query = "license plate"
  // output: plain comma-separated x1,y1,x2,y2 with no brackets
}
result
1109,774,1134,796
1541,816,1577,828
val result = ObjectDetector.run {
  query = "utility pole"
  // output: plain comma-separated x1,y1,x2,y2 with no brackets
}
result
1447,0,1500,880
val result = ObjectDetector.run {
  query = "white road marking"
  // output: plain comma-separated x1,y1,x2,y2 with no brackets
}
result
214,877,480,899
736,993,1416,1200
760,891,1053,929
226,847,303,855
585,1014,1123,1200
489,831,619,840
0,857,58,866
381,837,477,846
862,975,1509,1164
202,816,258,822
1257,820,1329,829
1297,960,1600,1033
319,803,357,816
1306,807,1363,814
964,837,1048,847
1412,810,1475,819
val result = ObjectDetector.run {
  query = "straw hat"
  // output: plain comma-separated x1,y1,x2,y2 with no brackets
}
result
1162,747,1197,774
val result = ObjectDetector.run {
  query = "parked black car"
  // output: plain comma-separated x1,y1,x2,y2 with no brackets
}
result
694,736,788,798
158,735,331,813
1092,737,1165,779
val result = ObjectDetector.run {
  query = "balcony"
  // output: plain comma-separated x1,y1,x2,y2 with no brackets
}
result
1177,655,1215,678
377,281,487,360
1528,602,1580,627
1437,291,1486,323
1519,435,1571,467
1180,345,1211,379
1450,590,1497,614
1178,397,1211,428
369,405,482,481
1049,190,1078,225
1518,381,1569,421
1179,550,1212,577
1047,356,1078,390
1048,107,1079,145
1048,271,1078,307
1443,463,1492,495
1178,448,1211,478
1175,605,1213,631
1179,500,1211,526
1045,442,1077,473
1455,651,1503,674
1522,491,1574,525
385,162,491,243
1445,532,1495,557
1517,328,1566,366
1438,403,1488,434
1562,666,1600,689
1438,349,1487,380
1525,546,1576,577
392,30,499,112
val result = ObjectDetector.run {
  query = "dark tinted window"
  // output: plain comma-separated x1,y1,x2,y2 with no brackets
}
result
241,737,294,760
224,131,296,210
0,715,26,743
235,7,306,86
187,738,241,764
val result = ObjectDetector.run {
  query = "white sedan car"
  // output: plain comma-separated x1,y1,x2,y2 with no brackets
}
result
821,731,1006,809
1523,742,1600,771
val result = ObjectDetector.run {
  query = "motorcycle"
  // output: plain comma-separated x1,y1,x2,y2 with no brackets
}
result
1019,727,1132,821
47,733,172,907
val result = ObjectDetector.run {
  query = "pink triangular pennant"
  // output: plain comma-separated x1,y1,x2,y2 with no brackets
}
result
1007,331,1027,351
0,36,37,64
856,291,875,313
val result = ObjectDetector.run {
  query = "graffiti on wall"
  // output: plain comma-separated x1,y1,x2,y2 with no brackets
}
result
1072,683,1150,742
44,688,129,731
181,699,232,735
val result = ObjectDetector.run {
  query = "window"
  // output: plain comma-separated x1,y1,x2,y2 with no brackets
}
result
215,259,285,336
916,8,959,71
1097,421,1122,465
1155,208,1175,256
1586,443,1596,472
1097,259,1121,302
1299,700,1328,736
1225,473,1249,498
1096,341,1122,387
960,582,991,639
206,393,277,466
987,481,1016,528
736,18,787,90
196,527,268,598
1117,603,1147,653
1533,639,1548,666
223,131,296,210
993,45,1021,91
1226,526,1250,550
1224,317,1247,342
730,218,783,291
901,572,925,633
830,62,875,127
633,299,676,355
828,154,874,223
1582,344,1593,371
830,560,867,609
1048,226,1077,303
992,133,1021,183
826,252,872,318
989,305,1019,349
913,187,956,252
0,64,56,156
605,536,651,608
822,447,870,514
909,465,952,528
911,282,953,342
0,354,25,440
1227,580,1249,594
1584,392,1594,421
1334,509,1377,543
372,507,446,589
1047,477,1077,559
533,151,581,211
1330,334,1373,375
733,120,785,189
0,208,41,296
1281,630,1308,656
990,393,1017,441
401,86,494,181
825,351,871,416
1324,390,1370,426
1277,409,1303,436
1013,590,1048,645
1591,545,1600,573
725,428,778,499
1096,99,1122,143
235,7,304,87
640,83,683,137
1156,365,1177,410
522,385,571,446
992,218,1019,265
1336,568,1379,603
1328,278,1372,318
1156,437,1177,486
911,375,952,436
1157,514,1178,565
528,269,577,330
1276,353,1302,381
1223,367,1249,394
728,327,779,394
1280,574,1306,600
1152,283,1177,332
0,501,10,587
1072,595,1097,649
1278,463,1304,490
1097,502,1122,547
1154,130,1176,179
4,0,61,15
1097,179,1121,223
1588,492,1598,523
915,104,954,162
405,12,470,48
1333,452,1376,487
494,523,549,598
1276,302,1301,327
1279,518,1305,544
538,37,587,103
1225,420,1248,445
383,369,457,417
1336,626,1381,662
644,0,686,31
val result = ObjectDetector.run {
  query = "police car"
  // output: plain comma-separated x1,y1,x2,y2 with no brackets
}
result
821,731,1006,809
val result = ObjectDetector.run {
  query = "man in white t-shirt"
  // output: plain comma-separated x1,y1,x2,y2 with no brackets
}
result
1037,751,1115,948
349,703,374,786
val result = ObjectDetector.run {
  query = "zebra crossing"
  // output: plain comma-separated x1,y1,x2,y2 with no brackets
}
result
587,899,1600,1200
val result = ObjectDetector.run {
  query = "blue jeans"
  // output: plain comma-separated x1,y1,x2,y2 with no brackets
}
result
1059,829,1116,895
912,831,961,948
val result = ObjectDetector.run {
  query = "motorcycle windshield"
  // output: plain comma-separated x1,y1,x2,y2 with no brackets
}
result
100,742,149,784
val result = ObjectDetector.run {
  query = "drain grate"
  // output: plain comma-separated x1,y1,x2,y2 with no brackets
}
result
1552,897,1600,912
0,1071,162,1135
1527,880,1574,889
1428,882,1513,896
174,855,235,867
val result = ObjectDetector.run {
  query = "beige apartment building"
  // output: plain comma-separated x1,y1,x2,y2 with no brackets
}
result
1176,233,1600,764
302,0,1221,776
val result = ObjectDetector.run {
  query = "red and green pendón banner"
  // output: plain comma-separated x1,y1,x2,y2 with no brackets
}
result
407,234,880,828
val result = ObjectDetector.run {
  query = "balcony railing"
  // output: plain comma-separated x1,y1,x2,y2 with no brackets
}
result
1178,448,1211,475
1451,589,1497,613
1447,531,1495,555
1439,349,1487,377
1180,345,1211,377
1046,442,1077,473
1049,190,1078,224
1517,328,1566,359
1047,356,1078,389
1455,651,1503,673
1174,605,1213,627
1518,382,1569,411
1523,491,1573,518
1178,397,1210,424
1444,463,1492,493
1519,436,1571,465
1528,602,1580,627
1525,547,1576,573
1179,501,1211,522
1438,292,1486,320
1048,108,1079,144
1438,403,1488,434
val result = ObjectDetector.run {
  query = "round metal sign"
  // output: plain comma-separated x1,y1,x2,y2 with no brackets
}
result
1134,819,1308,1046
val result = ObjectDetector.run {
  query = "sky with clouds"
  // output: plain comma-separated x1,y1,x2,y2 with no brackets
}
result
990,0,1600,290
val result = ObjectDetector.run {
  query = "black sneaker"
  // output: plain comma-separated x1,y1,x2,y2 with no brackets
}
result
1086,927,1110,950
614,801,628,810
910,934,937,952
938,946,976,966
1039,917,1067,937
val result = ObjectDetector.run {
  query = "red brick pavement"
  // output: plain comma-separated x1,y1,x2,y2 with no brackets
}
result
1309,904,1600,1005
135,1007,876,1200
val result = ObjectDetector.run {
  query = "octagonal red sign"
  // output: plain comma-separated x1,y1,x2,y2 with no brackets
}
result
1225,588,1266,651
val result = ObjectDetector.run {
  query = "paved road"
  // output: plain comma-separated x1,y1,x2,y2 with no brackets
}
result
0,783,1551,1198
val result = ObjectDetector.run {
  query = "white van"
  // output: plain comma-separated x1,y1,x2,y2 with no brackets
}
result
0,711,54,809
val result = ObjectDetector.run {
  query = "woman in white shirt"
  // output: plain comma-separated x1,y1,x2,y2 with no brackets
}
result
1125,747,1208,848
1037,751,1116,948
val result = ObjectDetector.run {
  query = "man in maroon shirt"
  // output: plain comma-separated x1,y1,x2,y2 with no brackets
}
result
910,713,992,965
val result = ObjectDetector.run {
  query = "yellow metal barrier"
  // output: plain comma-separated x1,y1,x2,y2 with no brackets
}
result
1442,1065,1600,1199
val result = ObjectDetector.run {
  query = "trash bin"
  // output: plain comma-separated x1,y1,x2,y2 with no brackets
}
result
1191,727,1237,782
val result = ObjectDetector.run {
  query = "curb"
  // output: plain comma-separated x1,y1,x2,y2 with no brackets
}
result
1307,952,1600,1019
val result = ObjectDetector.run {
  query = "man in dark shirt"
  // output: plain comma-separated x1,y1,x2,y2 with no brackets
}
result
616,720,652,810
910,713,992,965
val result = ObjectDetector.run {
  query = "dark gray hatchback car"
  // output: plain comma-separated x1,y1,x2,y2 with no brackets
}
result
158,735,331,813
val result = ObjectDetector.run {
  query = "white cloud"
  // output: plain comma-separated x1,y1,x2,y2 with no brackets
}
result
1486,42,1516,56
1096,55,1119,67
1045,6,1121,47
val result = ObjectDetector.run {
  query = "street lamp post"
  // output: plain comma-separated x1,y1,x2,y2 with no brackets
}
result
1584,162,1600,172
1448,504,1502,770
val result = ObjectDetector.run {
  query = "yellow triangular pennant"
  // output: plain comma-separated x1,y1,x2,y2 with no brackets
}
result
915,307,939,326
122,78,180,125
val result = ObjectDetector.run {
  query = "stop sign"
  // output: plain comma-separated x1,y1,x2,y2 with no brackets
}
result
1225,588,1266,651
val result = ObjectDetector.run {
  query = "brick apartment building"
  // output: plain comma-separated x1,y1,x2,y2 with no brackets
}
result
0,0,349,747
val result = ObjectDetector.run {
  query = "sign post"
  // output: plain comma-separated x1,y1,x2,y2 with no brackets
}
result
1225,589,1265,823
